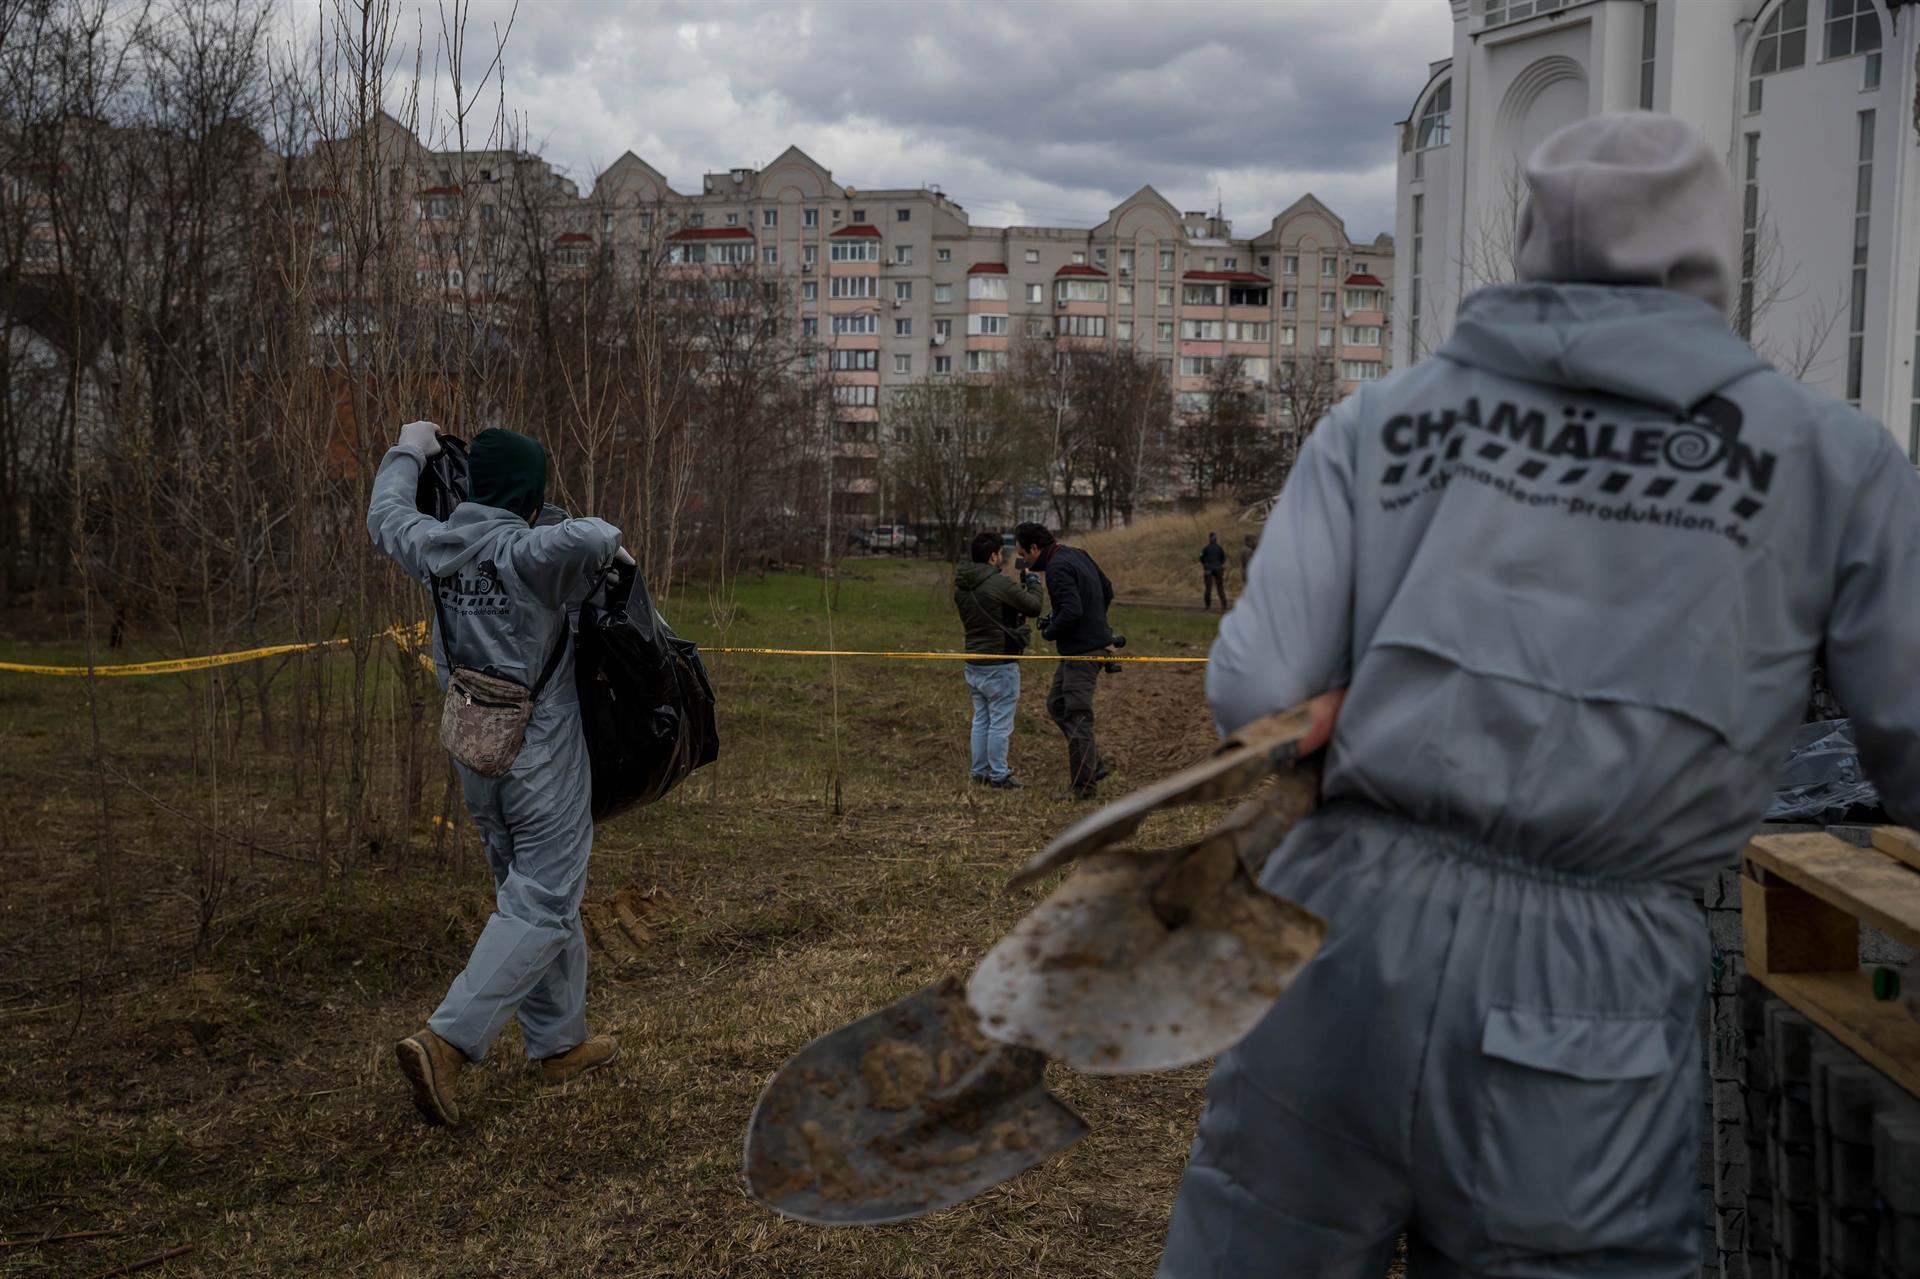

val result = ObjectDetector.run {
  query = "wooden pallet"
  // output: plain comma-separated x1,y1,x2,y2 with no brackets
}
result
1742,829,1920,1099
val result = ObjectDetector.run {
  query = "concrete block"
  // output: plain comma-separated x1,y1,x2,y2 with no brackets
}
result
1890,1212,1920,1277
1876,1116,1920,1215
1778,1139,1817,1205
1747,1192,1774,1255
1828,1137,1876,1212
1777,1092,1815,1146
1769,1009,1814,1085
1818,1205,1877,1277
1775,1198,1818,1260
1823,1062,1884,1144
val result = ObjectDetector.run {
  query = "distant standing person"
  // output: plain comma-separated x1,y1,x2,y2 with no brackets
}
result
1200,532,1228,611
1014,522,1116,801
953,531,1043,789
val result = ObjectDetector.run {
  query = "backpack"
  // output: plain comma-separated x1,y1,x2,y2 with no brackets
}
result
574,562,720,819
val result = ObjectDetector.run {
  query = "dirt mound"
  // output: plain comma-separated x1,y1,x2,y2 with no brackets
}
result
582,882,675,968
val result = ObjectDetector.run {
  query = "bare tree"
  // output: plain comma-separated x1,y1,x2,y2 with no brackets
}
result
1174,354,1273,498
882,374,1034,556
1270,352,1345,484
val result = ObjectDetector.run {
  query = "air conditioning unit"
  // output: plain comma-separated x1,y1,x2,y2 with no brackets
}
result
931,333,947,346
892,298,904,308
1055,299,1069,310
802,263,814,274
1119,266,1130,277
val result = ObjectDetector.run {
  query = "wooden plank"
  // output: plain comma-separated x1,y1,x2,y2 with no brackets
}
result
1741,866,1858,974
1745,833,1920,952
1750,966,1920,1102
1873,827,1920,874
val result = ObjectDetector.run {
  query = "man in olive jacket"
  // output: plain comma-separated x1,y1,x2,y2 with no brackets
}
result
954,530,1043,788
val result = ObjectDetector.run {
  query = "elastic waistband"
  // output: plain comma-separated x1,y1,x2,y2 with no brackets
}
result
1311,798,1691,899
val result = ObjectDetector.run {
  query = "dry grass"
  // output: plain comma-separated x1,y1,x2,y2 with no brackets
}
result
0,565,1264,1278
1073,504,1256,608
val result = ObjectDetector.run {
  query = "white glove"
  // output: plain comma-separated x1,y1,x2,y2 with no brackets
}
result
613,546,635,567
398,420,442,458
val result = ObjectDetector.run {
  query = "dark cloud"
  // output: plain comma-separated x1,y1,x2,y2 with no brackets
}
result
386,0,1452,241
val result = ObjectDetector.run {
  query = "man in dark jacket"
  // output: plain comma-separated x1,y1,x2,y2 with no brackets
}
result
954,531,1043,788
1015,522,1115,800
1199,532,1228,610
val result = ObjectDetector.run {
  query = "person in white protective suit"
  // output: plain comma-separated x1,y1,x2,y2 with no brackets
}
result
1157,114,1920,1277
368,421,631,1126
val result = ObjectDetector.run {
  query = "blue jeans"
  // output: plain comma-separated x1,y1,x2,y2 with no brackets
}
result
964,662,1021,782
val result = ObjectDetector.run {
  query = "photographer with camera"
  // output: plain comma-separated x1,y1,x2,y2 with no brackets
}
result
953,530,1044,789
1014,522,1117,801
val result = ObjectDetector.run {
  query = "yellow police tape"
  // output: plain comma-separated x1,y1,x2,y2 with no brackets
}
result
0,631,1205,677
0,624,432,679
703,647,1205,664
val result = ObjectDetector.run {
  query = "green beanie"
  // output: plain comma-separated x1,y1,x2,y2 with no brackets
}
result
468,427,548,519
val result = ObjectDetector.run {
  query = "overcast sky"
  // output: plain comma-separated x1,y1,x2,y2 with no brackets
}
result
376,0,1454,243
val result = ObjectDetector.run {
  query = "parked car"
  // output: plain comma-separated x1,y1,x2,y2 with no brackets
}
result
869,525,920,554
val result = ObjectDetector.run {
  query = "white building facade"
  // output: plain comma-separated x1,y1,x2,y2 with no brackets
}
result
1395,0,1920,457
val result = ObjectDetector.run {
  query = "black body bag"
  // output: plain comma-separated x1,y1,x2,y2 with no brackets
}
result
574,561,719,820
415,432,471,518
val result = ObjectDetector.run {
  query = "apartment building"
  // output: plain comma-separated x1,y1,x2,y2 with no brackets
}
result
587,144,1393,512
1396,0,1920,456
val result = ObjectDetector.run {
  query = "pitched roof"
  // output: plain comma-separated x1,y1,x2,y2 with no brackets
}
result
666,226,755,241
830,223,882,238
967,262,1008,274
1055,263,1107,277
1345,273,1386,288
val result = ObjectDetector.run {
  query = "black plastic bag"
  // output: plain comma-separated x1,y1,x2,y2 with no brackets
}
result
1766,718,1885,824
575,561,719,820
415,433,471,519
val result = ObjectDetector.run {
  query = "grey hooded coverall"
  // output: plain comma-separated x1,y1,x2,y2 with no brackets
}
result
367,443,623,1062
1157,279,1920,1277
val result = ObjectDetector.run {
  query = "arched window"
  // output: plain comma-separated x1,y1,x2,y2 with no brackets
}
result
1748,0,1808,113
1417,81,1452,150
1825,0,1881,60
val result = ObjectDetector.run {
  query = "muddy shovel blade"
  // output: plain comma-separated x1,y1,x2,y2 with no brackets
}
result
971,798,1327,1074
744,977,1089,1227
1007,691,1342,893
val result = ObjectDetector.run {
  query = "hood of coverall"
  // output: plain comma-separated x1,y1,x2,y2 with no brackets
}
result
1513,112,1739,317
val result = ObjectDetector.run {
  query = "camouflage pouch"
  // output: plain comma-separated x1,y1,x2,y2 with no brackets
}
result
440,666,535,777
432,573,569,778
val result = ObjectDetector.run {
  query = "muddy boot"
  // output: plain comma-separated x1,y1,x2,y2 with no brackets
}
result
539,1035,620,1085
395,1028,465,1126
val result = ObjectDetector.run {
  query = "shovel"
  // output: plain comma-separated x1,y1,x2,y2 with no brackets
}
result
743,976,1089,1226
744,694,1341,1224
968,768,1325,1074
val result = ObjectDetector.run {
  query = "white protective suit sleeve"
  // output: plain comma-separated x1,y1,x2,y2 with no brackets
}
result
366,444,435,578
1821,428,1920,827
1205,398,1357,737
